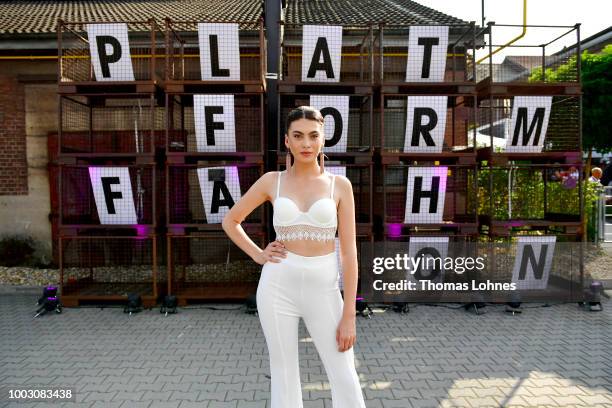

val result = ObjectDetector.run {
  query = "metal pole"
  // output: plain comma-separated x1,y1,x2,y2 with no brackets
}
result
482,0,485,28
265,0,282,239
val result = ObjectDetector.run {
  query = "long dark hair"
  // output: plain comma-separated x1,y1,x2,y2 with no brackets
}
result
286,106,324,132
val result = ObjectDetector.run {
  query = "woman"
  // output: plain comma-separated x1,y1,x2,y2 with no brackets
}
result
222,106,366,407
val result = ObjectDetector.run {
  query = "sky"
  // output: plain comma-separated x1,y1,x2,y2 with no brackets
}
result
415,0,611,61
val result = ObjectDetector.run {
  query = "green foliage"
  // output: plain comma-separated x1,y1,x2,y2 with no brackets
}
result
477,167,580,220
529,45,612,154
585,181,605,241
477,166,602,240
0,235,36,267
581,45,612,154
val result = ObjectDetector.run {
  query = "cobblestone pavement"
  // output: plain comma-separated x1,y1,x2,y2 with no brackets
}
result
0,291,611,408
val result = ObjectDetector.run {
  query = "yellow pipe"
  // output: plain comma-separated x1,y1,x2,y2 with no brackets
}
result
476,0,527,64
0,52,466,61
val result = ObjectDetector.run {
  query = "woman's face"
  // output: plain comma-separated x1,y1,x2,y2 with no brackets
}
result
285,117,325,164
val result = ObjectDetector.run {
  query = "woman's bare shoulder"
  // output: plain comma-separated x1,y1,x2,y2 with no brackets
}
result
331,174,353,201
257,171,281,200
332,174,352,189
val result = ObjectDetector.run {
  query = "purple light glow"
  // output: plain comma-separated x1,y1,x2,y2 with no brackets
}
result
135,224,148,238
388,223,402,238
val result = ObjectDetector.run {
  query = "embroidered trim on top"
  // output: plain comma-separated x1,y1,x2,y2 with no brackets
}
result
275,224,336,242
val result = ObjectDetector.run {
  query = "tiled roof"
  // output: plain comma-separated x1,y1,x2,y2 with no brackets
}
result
504,55,544,70
0,0,467,35
0,0,263,35
284,0,468,25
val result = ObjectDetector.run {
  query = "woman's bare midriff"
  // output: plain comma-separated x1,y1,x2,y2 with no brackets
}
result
277,239,336,257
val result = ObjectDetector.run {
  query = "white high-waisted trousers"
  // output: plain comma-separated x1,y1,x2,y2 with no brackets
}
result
256,249,367,408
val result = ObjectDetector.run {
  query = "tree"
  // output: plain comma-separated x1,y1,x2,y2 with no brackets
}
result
530,45,612,160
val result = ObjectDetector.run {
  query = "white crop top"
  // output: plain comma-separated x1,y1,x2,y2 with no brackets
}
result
273,170,338,242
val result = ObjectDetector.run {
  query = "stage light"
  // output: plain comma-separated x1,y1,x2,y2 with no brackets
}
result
34,285,63,317
124,292,143,315
464,292,486,315
505,292,522,315
579,281,609,312
392,302,410,314
245,294,258,315
160,295,178,316
356,296,373,318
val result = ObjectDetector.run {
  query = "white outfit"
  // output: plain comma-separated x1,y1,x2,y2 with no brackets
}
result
255,171,366,407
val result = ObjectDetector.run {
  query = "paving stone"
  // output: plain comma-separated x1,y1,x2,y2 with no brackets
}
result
0,294,610,407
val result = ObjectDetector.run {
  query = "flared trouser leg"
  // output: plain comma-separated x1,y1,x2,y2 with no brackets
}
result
256,250,366,408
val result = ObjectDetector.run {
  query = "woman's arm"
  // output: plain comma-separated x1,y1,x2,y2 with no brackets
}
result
222,171,275,262
336,175,358,318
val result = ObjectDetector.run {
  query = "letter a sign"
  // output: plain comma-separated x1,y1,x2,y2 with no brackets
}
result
302,25,342,82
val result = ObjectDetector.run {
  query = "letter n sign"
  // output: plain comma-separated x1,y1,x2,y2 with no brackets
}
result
404,167,447,224
511,236,556,290
88,167,137,224
406,26,449,82
403,96,447,153
86,23,135,81
197,167,241,224
506,96,552,153
302,25,342,82
198,23,240,81
193,95,236,152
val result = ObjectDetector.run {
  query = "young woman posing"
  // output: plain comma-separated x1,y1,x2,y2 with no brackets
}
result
222,106,367,407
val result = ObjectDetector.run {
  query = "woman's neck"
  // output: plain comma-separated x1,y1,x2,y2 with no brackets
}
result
289,161,322,178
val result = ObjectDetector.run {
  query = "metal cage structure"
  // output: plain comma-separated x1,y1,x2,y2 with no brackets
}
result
478,163,584,237
382,162,479,235
58,19,165,91
475,24,581,86
59,93,165,157
483,237,584,303
166,162,265,230
59,163,157,229
165,19,266,90
380,93,478,159
165,92,265,157
59,233,161,307
476,94,581,163
280,23,376,86
167,232,265,304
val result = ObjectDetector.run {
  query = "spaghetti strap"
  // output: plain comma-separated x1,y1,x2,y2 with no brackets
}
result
330,174,336,199
276,171,282,199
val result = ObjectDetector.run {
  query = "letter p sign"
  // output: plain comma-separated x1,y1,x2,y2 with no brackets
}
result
86,23,135,81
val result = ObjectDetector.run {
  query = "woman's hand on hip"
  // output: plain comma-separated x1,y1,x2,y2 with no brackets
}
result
336,314,357,352
254,241,287,265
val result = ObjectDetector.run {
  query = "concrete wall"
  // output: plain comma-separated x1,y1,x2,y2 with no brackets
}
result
0,60,56,263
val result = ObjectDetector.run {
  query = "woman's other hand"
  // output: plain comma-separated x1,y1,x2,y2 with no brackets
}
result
254,241,287,265
336,314,357,352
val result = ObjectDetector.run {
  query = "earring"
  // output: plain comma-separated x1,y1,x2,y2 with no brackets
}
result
319,150,325,174
286,150,292,171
